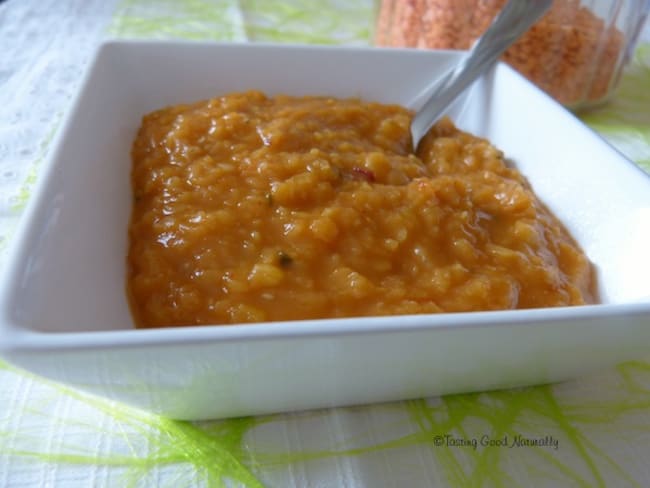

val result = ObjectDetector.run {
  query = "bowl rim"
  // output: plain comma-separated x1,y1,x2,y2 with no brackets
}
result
1,40,649,355
2,302,650,354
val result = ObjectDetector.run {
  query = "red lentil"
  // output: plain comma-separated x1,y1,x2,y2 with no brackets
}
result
375,0,625,107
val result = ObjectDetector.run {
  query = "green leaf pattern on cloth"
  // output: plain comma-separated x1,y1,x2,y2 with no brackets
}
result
2,358,650,486
239,0,377,45
580,44,650,173
1,0,649,486
108,0,246,41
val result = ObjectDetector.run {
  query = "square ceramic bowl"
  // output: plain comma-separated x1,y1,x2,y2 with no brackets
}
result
1,41,649,420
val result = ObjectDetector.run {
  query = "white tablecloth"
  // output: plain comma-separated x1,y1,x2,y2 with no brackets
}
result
1,1,649,486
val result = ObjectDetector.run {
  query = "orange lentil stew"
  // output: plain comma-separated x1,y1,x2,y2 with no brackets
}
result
127,91,596,328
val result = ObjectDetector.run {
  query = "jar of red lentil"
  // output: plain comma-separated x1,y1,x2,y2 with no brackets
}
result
375,0,649,109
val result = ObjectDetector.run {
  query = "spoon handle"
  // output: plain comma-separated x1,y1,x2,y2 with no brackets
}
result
410,0,553,149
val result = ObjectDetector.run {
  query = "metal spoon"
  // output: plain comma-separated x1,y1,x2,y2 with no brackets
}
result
410,0,553,151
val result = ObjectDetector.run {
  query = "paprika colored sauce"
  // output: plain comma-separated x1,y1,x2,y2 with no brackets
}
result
128,91,596,327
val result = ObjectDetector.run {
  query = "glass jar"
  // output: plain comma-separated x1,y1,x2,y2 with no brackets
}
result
375,0,650,110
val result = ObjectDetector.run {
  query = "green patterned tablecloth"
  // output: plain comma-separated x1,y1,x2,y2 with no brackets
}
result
1,1,649,486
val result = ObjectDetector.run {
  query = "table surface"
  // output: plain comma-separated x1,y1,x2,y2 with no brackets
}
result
1,1,649,486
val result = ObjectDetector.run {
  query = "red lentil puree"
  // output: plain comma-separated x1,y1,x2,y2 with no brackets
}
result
127,91,596,327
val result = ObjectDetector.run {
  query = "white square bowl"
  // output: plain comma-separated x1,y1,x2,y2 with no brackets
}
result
1,41,649,420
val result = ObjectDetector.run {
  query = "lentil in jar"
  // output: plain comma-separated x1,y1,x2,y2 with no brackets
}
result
375,0,632,108
127,91,596,327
